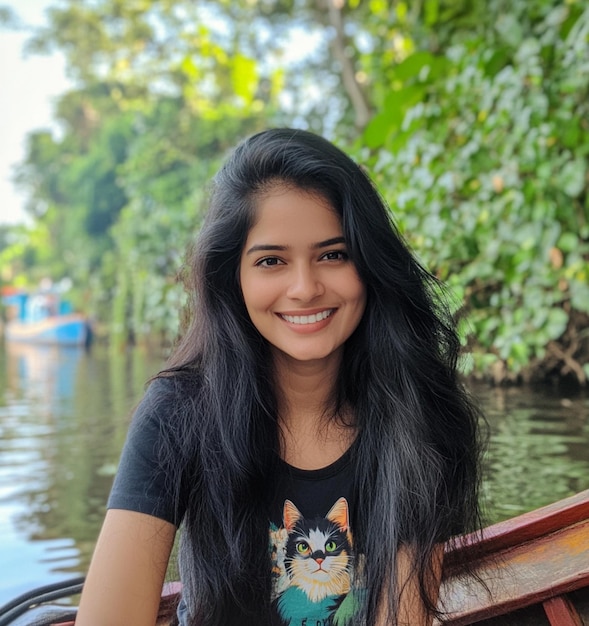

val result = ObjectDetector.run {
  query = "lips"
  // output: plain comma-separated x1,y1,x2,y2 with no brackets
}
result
279,309,334,325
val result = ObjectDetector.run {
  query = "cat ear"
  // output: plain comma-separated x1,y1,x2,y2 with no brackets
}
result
283,499,302,530
326,497,349,531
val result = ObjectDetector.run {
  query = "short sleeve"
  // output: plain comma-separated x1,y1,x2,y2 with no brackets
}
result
107,377,187,527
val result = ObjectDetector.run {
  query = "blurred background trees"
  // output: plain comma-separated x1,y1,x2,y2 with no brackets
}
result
1,0,588,385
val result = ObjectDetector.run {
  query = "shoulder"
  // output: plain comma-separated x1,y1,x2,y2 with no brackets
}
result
132,370,202,428
108,370,202,526
118,368,205,475
144,369,199,405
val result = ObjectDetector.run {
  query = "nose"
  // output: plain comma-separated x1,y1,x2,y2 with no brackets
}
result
286,264,325,302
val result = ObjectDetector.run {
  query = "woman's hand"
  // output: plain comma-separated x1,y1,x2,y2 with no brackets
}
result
76,509,177,626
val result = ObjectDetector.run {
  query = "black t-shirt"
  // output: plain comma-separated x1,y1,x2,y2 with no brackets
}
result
267,452,365,625
108,378,366,625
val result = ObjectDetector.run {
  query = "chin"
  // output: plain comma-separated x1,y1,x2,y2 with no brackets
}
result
282,351,339,365
270,341,344,367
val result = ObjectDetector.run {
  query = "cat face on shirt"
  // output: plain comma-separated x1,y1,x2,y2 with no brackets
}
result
282,497,353,602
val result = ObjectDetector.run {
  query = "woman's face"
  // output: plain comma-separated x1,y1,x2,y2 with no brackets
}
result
239,185,366,369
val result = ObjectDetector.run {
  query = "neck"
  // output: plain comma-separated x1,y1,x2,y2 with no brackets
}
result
272,348,356,469
272,349,341,429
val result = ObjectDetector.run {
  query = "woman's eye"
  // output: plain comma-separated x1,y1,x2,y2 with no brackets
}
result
256,257,283,267
322,250,348,261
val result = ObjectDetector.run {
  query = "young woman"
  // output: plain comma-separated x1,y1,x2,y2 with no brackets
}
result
77,128,484,626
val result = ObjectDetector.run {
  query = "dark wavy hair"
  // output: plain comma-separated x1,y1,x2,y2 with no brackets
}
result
157,128,484,625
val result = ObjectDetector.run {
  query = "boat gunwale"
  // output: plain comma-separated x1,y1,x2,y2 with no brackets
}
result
445,488,589,567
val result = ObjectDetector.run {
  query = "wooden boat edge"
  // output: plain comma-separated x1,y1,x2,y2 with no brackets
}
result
441,490,589,625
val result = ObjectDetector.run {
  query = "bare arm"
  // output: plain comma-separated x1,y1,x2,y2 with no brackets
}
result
76,509,177,626
378,544,444,626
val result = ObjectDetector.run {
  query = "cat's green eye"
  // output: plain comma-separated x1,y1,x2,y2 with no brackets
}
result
325,541,337,552
296,542,310,555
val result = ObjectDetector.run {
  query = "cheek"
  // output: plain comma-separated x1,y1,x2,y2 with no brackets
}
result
349,275,367,312
241,275,269,312
360,288,367,316
346,277,367,336
239,272,280,327
239,262,257,310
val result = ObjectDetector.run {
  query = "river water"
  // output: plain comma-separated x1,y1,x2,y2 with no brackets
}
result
0,341,588,605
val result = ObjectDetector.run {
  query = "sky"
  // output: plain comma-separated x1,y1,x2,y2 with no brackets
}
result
0,0,70,226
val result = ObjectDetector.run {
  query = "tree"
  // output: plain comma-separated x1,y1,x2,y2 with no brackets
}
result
357,0,589,384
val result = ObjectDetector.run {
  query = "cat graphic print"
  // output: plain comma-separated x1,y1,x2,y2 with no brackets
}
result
269,498,365,625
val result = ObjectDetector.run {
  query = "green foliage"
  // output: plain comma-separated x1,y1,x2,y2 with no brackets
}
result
0,4,22,29
360,0,589,380
106,95,271,347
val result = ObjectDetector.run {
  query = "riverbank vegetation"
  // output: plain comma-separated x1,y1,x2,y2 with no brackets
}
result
0,0,587,386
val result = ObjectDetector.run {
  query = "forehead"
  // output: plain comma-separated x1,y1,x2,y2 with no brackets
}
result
246,185,342,241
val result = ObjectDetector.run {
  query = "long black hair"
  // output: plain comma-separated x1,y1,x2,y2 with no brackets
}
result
157,128,484,624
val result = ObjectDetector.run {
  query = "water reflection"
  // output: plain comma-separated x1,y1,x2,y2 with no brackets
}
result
473,383,589,522
0,344,588,604
0,342,164,604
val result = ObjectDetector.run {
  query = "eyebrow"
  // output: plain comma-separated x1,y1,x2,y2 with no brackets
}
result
245,236,346,256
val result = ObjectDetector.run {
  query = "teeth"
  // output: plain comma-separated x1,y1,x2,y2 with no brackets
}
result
281,310,333,325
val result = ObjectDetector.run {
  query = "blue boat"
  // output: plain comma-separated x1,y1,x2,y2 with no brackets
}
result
2,289,91,347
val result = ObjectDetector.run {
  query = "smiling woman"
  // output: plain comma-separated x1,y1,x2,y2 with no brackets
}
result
239,186,366,366
76,128,485,626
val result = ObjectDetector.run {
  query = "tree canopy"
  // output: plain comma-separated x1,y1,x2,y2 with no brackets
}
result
1,0,588,385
